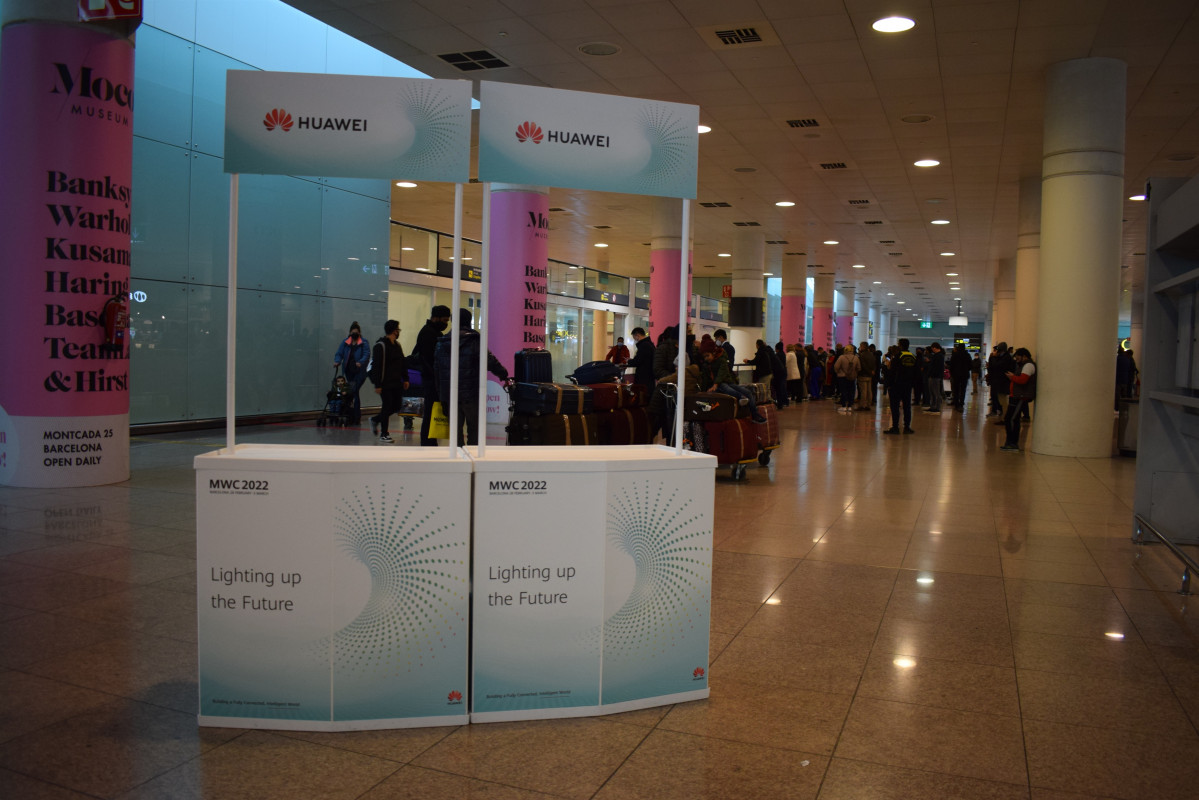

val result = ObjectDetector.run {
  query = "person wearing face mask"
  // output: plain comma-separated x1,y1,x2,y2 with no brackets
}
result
333,321,370,425
413,305,453,446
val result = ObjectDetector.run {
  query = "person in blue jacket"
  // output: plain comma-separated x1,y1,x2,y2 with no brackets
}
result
333,321,370,425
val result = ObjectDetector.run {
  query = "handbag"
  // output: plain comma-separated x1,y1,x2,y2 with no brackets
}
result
429,401,450,439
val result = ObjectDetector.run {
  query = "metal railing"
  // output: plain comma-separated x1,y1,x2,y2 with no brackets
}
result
1133,514,1199,595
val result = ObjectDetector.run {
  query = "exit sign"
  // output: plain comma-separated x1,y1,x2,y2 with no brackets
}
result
920,321,933,329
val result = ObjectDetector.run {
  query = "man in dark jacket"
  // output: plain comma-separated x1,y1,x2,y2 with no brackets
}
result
883,339,917,435
989,342,1016,424
368,320,409,443
924,342,946,414
948,343,972,411
413,305,452,446
629,327,656,391
434,308,509,446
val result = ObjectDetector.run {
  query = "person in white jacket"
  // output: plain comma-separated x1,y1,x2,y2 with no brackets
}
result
834,345,861,413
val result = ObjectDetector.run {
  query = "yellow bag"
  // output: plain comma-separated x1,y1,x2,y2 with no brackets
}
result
429,401,450,439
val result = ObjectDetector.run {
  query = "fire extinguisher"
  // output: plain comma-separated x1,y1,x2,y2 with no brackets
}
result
101,294,129,355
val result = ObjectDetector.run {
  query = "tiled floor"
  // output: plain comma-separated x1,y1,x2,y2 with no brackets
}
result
2,395,1198,799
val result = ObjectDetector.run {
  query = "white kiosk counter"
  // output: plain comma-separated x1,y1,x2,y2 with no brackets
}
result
195,445,472,730
468,445,716,723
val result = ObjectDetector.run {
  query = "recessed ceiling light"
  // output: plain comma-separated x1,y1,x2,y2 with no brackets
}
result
718,253,731,257
698,124,712,134
415,267,429,272
873,16,915,32
1128,194,1146,201
901,114,934,124
887,292,895,296
852,264,866,269
578,41,621,56
873,281,882,284
946,272,958,276
401,246,415,251
954,297,961,300
893,656,917,668
823,240,839,245
914,159,940,167
763,272,774,276
395,181,417,188
897,301,905,304
931,219,951,225
940,252,955,256
949,281,960,285
1105,632,1125,640
594,243,608,248
775,201,795,207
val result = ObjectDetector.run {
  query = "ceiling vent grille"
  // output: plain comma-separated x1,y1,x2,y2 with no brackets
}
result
765,240,788,244
787,118,820,128
437,50,509,71
785,251,806,256
699,201,732,208
733,221,761,227
848,199,870,205
820,162,847,170
548,207,566,212
592,225,611,229
807,264,823,268
888,252,903,256
878,240,895,244
863,220,883,225
698,22,781,50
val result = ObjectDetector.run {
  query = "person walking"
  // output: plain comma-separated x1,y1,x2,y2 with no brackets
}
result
332,321,369,425
1001,348,1036,451
856,341,876,411
883,339,917,435
368,320,409,443
948,343,972,410
924,342,945,414
413,305,451,445
434,308,510,447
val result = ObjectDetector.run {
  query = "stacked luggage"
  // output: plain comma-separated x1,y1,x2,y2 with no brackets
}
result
669,381,783,480
506,352,653,446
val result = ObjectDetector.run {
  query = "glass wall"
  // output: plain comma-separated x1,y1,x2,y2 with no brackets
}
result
546,305,581,383
128,7,403,423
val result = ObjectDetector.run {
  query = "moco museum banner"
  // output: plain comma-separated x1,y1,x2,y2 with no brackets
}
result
0,22,134,487
476,82,699,199
224,71,471,181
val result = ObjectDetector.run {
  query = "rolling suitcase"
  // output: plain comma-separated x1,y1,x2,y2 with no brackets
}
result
512,382,593,416
585,382,638,411
596,407,652,445
569,360,623,385
508,413,598,446
703,418,758,464
756,403,781,448
683,391,738,421
514,348,553,383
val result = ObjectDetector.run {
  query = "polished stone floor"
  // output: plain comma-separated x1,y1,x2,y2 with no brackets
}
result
2,394,1198,799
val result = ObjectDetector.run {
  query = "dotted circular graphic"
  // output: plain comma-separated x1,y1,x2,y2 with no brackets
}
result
395,83,467,173
314,485,467,675
601,481,712,662
631,107,694,195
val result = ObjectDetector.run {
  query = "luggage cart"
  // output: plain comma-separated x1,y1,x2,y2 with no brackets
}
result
659,384,756,480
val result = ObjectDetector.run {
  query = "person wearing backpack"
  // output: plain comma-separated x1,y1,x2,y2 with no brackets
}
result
367,320,409,443
883,339,917,435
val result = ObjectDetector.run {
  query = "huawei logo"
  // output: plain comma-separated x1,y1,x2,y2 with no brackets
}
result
263,108,293,132
515,121,543,143
693,667,705,679
447,690,463,703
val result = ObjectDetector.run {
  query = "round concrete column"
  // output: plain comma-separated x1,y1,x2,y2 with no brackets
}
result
870,305,883,349
728,230,765,357
649,197,691,341
811,276,834,350
1033,57,1126,457
834,287,855,347
779,261,806,345
854,296,870,345
1014,177,1042,353
992,258,1016,348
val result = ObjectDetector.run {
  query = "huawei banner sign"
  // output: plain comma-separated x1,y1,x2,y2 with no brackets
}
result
224,71,471,182
477,81,699,199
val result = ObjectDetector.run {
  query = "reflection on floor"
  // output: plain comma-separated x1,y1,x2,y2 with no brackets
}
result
2,396,1198,800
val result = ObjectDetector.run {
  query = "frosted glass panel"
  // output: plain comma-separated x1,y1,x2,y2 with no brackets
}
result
324,177,390,202
235,291,322,414
195,0,325,74
131,138,191,282
186,284,227,421
321,187,389,301
192,46,253,158
142,0,196,41
238,175,322,292
187,152,229,286
547,305,580,383
128,280,189,424
133,27,195,148
322,295,387,378
389,284,434,356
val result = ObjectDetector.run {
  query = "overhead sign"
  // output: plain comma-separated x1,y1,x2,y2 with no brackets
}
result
224,71,472,182
78,0,142,22
477,81,698,199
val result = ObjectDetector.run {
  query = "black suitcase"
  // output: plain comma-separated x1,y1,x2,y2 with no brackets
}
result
683,391,738,421
508,413,598,446
512,382,594,416
568,360,623,385
514,349,553,383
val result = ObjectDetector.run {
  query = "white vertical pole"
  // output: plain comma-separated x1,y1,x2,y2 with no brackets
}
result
448,183,463,458
226,174,239,453
478,184,492,457
674,198,690,456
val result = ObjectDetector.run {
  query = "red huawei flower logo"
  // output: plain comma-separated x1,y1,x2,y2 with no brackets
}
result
515,121,543,143
263,108,293,132
448,690,462,702
693,667,705,679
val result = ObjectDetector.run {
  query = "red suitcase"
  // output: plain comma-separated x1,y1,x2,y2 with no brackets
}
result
756,403,781,448
703,418,757,464
584,382,638,411
626,383,649,408
596,407,652,445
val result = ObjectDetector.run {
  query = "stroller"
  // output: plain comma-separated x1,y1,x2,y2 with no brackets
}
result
317,371,352,428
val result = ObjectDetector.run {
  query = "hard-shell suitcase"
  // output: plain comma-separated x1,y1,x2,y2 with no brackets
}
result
703,418,758,464
512,382,593,416
596,407,652,446
514,348,553,384
756,402,781,448
585,382,638,411
683,391,738,421
569,360,623,385
508,413,598,446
